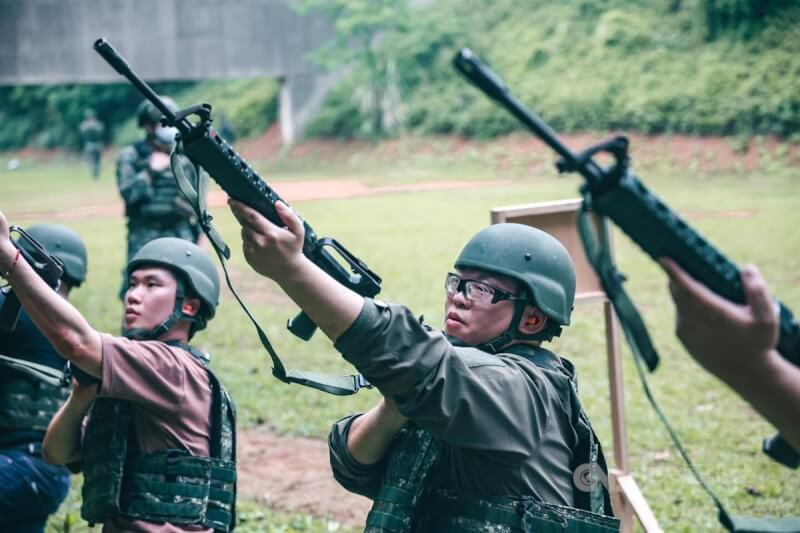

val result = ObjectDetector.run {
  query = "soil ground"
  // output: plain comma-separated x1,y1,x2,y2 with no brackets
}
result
237,427,372,527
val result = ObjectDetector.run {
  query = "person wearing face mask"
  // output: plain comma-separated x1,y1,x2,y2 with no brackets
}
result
0,216,237,532
228,199,619,532
115,97,205,299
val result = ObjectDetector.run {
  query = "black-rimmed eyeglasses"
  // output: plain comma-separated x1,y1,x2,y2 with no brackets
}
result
444,272,521,305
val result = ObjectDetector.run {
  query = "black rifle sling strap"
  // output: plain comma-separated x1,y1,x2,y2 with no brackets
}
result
577,196,800,533
171,148,372,396
576,197,659,372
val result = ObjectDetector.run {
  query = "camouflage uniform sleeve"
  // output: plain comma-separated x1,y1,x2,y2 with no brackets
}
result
334,299,566,455
116,145,152,206
328,413,386,498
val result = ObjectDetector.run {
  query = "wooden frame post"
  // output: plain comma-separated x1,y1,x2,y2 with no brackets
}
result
491,199,662,533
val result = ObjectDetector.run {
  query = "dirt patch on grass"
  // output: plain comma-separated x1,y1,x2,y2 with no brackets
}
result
223,264,292,306
11,179,507,221
237,427,371,527
240,132,799,173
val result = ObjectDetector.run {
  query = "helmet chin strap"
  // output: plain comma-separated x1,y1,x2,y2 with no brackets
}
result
123,278,201,341
475,300,557,354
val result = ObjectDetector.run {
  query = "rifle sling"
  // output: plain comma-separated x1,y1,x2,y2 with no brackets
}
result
577,196,800,532
171,148,371,396
576,200,659,372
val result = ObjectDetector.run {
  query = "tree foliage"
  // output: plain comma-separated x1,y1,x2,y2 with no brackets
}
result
298,0,411,137
305,0,800,140
693,0,797,40
0,78,278,151
2,0,799,149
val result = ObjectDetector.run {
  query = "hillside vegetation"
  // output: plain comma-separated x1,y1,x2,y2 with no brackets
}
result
1,0,798,149
307,0,800,139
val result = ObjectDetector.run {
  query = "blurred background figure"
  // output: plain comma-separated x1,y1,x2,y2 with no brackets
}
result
115,97,206,299
78,109,105,180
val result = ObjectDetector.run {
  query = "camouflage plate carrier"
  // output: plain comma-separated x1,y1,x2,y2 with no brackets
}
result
364,346,620,533
0,372,69,433
80,343,237,531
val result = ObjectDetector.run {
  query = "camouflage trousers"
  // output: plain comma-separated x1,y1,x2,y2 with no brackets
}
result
119,222,198,299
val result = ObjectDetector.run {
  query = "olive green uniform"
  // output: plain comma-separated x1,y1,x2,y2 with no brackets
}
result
329,299,593,510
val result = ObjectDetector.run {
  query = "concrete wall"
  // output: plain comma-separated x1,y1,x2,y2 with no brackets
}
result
0,0,338,142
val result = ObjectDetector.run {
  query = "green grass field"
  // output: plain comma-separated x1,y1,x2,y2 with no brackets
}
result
2,134,798,532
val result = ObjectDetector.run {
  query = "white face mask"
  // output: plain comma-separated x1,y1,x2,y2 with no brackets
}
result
153,125,178,146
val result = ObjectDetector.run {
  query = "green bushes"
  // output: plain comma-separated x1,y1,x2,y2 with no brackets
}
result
2,0,798,148
305,0,800,140
0,79,278,151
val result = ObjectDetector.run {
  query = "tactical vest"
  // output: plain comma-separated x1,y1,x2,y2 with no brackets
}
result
130,141,194,223
0,375,69,432
365,346,620,533
80,344,237,532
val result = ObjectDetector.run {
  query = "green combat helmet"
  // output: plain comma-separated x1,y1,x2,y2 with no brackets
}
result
23,224,88,288
136,96,178,127
454,223,576,350
125,237,219,340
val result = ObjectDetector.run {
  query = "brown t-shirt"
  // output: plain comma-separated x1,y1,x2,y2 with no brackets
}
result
95,334,213,533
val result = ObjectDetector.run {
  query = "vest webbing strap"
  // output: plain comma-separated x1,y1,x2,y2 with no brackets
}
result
376,484,415,506
577,198,800,533
426,493,523,529
0,353,67,387
171,149,372,396
425,492,621,532
365,426,441,533
365,511,408,532
125,451,236,528
0,377,69,431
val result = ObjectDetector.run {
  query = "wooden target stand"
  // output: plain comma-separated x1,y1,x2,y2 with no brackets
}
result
491,199,662,533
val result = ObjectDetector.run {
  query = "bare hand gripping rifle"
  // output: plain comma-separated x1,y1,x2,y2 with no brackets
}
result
94,38,379,395
452,48,800,476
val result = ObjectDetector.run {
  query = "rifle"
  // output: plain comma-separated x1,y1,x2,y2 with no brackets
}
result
94,39,380,396
0,227,64,332
1,227,100,387
452,48,800,469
